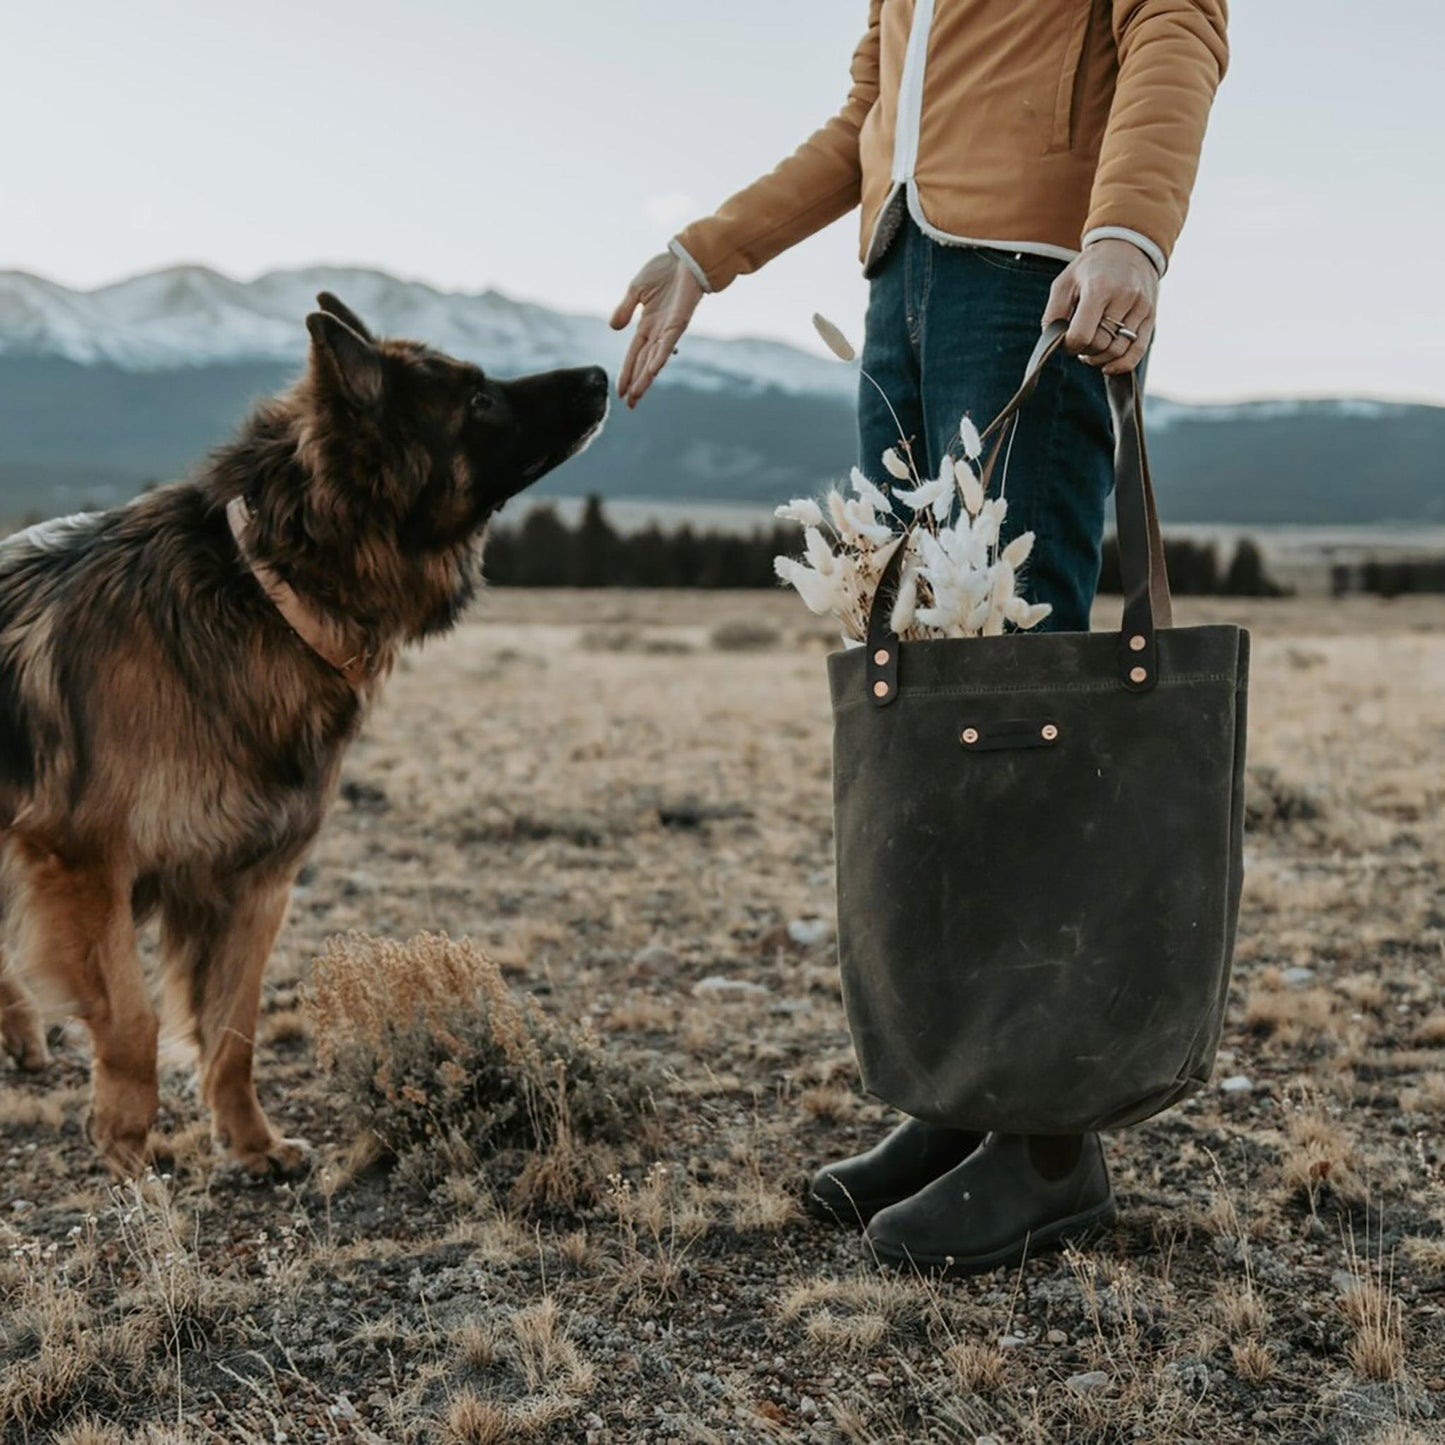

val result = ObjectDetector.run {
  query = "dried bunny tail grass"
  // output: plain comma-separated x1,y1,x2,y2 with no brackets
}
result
774,497,823,526
882,446,913,481
812,312,857,362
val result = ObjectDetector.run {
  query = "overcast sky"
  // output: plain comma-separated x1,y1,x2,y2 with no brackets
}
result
3,1,1441,402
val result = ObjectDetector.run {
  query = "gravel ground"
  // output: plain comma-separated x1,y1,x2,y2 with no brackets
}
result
2,590,1443,1445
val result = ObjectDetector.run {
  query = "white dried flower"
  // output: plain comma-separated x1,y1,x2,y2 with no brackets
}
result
1002,531,1035,568
844,498,895,546
890,567,918,633
775,498,823,527
954,460,985,517
775,335,1050,644
804,525,835,576
849,466,892,514
812,313,857,363
892,476,951,515
882,447,913,481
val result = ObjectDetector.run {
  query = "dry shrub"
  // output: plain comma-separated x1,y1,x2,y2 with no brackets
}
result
1245,765,1326,832
1412,1012,1445,1046
1243,982,1339,1045
304,933,650,1195
709,619,780,652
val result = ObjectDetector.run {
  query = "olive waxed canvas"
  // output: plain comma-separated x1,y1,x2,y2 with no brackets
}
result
828,624,1249,1134
825,328,1250,1135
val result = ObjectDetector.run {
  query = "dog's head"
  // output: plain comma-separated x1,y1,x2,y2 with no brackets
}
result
305,291,609,541
233,293,609,639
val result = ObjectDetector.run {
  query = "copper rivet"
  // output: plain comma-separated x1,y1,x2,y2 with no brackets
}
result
961,727,979,745
1129,634,1147,652
873,648,890,666
1130,666,1147,684
1041,724,1058,741
873,681,889,698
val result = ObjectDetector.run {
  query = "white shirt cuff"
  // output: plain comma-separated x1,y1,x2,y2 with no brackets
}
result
1082,226,1167,277
667,237,713,293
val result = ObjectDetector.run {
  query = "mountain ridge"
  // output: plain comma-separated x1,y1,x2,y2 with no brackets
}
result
1,265,1441,527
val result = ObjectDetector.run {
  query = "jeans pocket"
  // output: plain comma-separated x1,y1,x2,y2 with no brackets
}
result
972,247,1068,278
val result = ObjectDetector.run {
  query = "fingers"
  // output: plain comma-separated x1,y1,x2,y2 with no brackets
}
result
1041,270,1078,329
1085,313,1135,369
609,282,642,332
618,325,652,403
624,321,684,408
1064,284,1108,357
1101,305,1154,377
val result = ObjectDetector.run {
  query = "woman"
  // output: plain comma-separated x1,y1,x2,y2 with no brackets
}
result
611,0,1229,1275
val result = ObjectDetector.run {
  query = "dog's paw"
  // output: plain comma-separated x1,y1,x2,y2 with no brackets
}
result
226,1135,314,1182
85,1110,157,1179
1,1015,51,1073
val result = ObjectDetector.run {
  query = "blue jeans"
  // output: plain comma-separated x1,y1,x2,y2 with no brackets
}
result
858,220,1115,634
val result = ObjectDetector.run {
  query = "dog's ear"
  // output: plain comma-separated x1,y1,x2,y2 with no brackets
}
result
315,291,375,343
306,311,383,408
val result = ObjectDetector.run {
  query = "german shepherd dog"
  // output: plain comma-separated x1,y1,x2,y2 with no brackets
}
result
0,294,607,1177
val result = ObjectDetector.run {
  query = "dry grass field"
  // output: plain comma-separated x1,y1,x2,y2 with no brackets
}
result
2,588,1443,1444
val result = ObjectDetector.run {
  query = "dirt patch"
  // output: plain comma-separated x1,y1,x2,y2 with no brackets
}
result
2,593,1443,1443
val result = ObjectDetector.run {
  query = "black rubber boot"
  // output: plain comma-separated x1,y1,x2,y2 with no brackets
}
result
863,1131,1117,1276
805,1118,986,1228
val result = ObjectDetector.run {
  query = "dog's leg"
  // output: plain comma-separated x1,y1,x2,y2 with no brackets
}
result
0,962,50,1072
12,848,157,1174
165,874,310,1179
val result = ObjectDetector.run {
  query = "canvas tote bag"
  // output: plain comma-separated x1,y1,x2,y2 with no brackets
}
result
828,321,1250,1134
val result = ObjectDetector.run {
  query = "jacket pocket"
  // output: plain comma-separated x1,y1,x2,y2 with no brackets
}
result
1046,0,1094,153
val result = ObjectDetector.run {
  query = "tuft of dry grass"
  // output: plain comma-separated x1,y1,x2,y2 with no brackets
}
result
303,932,650,1199
1242,981,1340,1044
1281,1110,1368,1208
1339,1228,1408,1384
1230,1338,1276,1385
441,1390,520,1445
943,1339,1011,1393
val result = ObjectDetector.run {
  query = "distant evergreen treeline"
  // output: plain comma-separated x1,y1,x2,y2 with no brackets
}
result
485,496,1290,596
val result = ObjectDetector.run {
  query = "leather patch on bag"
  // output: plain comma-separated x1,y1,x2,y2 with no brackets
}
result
958,718,1061,752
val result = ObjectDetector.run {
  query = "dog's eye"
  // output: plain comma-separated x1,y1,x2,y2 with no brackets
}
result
469,389,495,416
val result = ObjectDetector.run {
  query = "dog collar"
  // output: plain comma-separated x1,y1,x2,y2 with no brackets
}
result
226,496,373,689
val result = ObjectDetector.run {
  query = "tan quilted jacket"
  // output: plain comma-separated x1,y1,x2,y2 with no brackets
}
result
671,0,1228,289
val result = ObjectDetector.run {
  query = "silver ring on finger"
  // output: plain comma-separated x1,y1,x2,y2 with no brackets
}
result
1115,324,1140,342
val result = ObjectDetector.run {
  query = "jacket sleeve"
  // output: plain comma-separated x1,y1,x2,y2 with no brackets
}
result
670,0,882,293
1083,0,1229,271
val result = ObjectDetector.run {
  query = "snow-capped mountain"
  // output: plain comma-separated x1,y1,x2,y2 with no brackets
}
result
0,265,1441,527
0,264,855,399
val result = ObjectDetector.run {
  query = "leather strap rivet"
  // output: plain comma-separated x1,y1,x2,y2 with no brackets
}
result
1129,634,1147,652
873,680,890,699
873,648,890,666
1129,665,1148,684
1041,724,1059,741
961,727,980,745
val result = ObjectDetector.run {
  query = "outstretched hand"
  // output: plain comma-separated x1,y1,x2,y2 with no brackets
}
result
610,251,705,408
1042,238,1158,376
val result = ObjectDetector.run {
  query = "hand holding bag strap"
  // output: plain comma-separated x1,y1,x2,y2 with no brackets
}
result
864,320,1174,705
